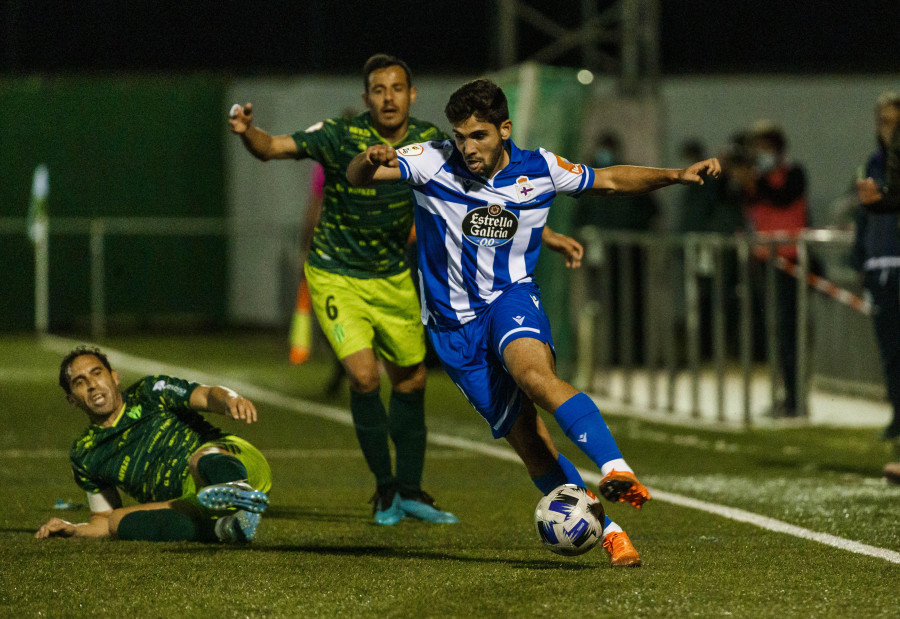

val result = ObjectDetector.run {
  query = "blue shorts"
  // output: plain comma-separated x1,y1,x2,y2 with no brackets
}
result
427,282,555,438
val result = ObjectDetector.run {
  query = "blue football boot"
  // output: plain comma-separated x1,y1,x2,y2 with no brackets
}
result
370,487,405,526
216,510,261,543
398,489,459,524
198,480,269,514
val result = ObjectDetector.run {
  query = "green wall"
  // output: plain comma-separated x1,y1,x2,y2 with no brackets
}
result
1,75,227,332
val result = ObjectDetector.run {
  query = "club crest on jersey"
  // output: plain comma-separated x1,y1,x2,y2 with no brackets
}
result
398,144,424,157
462,204,519,248
515,176,536,202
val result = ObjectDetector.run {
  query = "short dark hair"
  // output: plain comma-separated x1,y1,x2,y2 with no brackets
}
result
363,54,412,91
59,346,112,394
750,120,787,154
445,79,509,128
679,138,705,161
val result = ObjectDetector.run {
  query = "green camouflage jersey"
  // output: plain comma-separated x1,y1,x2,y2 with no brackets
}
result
69,375,224,504
292,111,448,278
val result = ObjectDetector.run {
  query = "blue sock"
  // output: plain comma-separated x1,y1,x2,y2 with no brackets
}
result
553,393,622,468
531,453,587,494
531,462,568,494
556,453,585,487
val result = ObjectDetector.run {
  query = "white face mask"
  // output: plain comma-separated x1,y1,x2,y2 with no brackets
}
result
756,151,778,173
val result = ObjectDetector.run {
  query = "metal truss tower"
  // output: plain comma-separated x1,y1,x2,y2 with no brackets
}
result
494,0,660,95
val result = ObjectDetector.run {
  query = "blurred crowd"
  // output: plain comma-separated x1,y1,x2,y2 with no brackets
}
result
575,91,900,455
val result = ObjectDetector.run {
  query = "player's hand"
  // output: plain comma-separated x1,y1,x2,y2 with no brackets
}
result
679,158,722,185
35,518,76,539
225,394,258,424
856,177,883,205
365,144,399,168
542,229,584,269
228,102,254,134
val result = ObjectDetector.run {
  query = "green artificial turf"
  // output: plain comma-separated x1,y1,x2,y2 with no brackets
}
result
1,334,897,617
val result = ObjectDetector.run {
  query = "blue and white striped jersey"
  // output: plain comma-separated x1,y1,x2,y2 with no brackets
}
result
396,138,595,327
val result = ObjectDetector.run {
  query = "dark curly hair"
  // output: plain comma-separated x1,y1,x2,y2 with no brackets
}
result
444,79,509,128
59,346,112,394
363,53,412,91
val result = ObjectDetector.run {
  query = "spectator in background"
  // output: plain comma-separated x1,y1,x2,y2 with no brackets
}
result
735,122,810,417
673,139,744,357
572,132,660,364
855,91,900,441
676,139,744,236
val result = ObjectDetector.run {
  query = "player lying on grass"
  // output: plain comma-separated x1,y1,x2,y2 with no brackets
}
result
348,78,721,566
35,346,271,543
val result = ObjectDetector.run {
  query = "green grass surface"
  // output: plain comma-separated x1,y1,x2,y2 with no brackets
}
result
1,334,898,617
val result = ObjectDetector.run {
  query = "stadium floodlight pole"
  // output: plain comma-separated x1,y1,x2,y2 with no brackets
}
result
89,219,106,339
28,164,50,334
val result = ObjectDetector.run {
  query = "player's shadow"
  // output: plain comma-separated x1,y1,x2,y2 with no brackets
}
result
263,506,369,523
164,543,596,570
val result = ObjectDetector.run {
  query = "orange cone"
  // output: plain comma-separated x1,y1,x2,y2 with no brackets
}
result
289,279,312,364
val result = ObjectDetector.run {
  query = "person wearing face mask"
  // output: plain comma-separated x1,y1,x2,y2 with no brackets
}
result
740,121,810,418
572,132,661,365
854,91,900,442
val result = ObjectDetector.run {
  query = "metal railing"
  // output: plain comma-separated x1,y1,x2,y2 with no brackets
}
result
2,217,230,338
571,226,859,427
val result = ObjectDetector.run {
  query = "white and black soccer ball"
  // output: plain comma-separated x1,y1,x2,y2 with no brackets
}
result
534,484,605,556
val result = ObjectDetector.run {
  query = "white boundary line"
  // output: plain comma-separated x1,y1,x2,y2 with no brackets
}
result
42,335,900,564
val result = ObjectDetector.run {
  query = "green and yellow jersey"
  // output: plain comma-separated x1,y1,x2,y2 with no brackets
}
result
293,111,448,278
69,375,224,504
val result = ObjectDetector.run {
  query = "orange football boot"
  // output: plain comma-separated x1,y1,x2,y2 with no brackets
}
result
602,531,642,567
598,470,651,509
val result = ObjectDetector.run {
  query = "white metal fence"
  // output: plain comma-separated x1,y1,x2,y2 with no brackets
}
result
570,227,880,427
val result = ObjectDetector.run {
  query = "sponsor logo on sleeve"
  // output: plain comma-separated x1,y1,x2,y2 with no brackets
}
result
461,204,519,247
554,155,583,175
398,144,424,157
305,121,325,133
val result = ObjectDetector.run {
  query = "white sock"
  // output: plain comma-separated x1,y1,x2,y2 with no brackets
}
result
602,519,623,537
600,458,633,477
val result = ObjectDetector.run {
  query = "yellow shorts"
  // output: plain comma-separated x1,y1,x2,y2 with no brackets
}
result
304,263,426,367
178,435,272,519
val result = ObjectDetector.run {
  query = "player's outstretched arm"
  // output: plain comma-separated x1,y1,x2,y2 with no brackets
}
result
35,512,112,539
190,385,258,424
541,227,584,269
228,102,299,161
347,145,403,186
589,158,721,196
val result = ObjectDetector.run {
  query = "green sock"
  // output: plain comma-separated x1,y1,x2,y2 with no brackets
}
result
196,453,248,485
117,509,213,542
389,389,427,493
350,388,394,488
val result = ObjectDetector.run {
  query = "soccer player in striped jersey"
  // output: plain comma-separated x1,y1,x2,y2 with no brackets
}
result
229,55,582,526
35,346,271,543
348,78,721,566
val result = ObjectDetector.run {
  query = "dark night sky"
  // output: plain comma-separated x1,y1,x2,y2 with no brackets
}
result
2,1,898,75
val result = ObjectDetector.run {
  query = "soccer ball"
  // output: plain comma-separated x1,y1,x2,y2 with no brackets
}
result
534,484,605,556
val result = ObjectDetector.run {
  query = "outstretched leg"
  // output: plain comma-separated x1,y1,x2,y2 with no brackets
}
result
504,400,640,566
504,337,651,509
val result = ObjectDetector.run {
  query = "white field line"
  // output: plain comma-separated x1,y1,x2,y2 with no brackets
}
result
42,334,900,564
